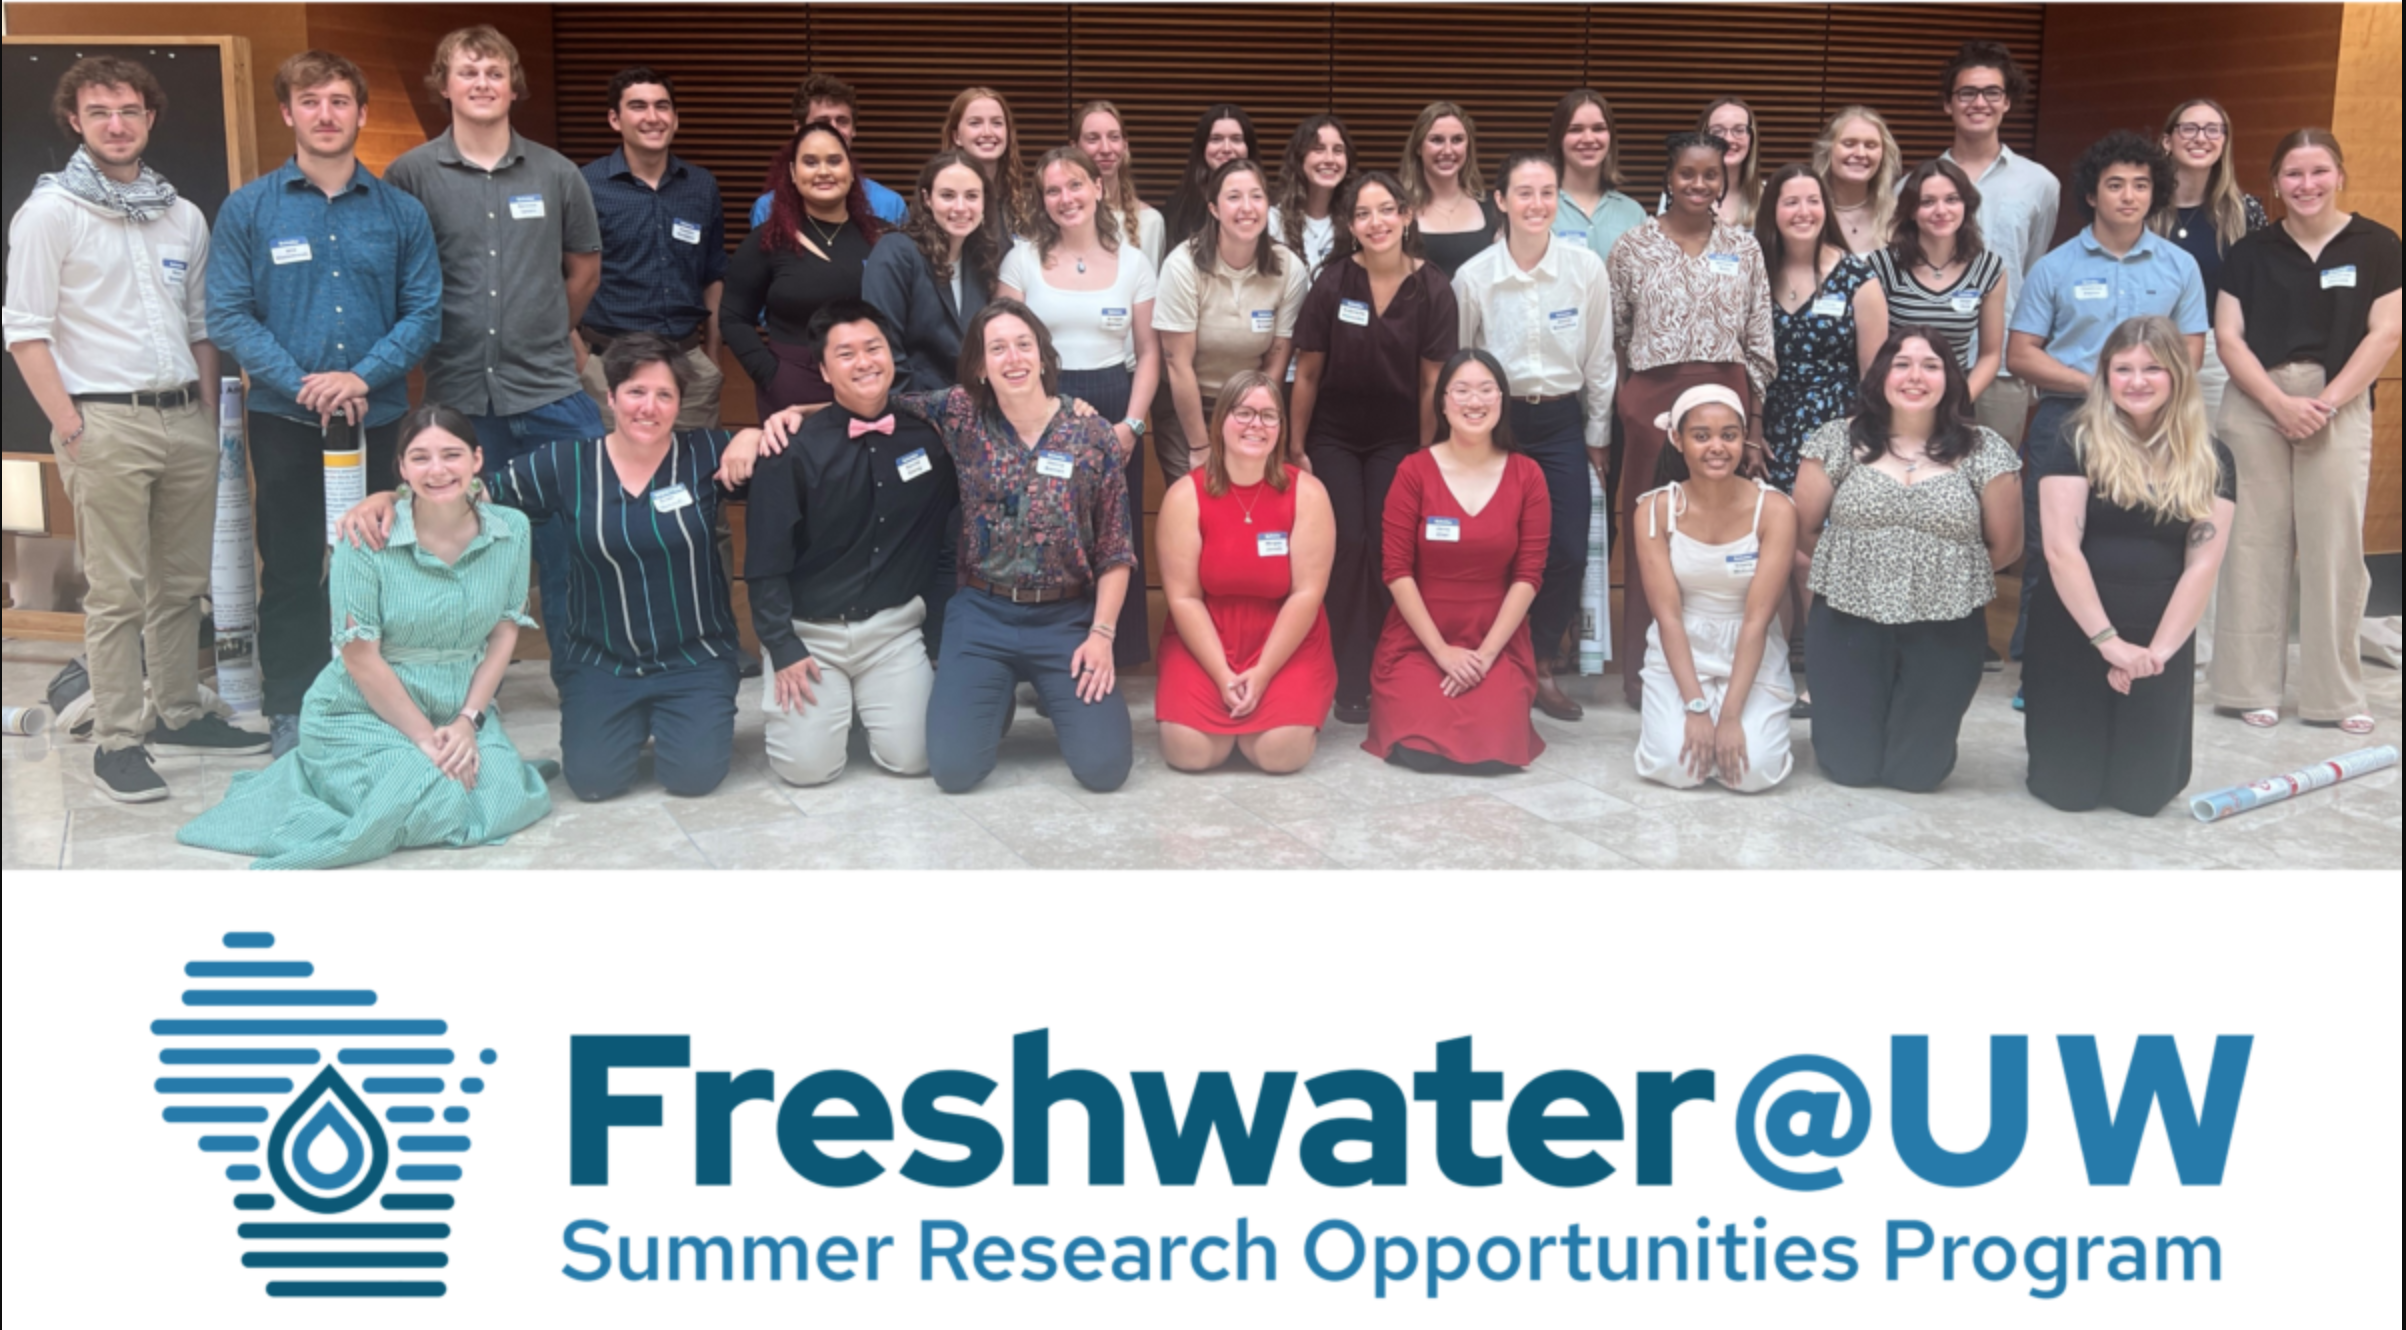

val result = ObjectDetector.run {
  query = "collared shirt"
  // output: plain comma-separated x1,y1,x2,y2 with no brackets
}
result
340,494,537,646
1454,236,1619,450
1153,240,1311,398
485,430,743,676
1940,144,2060,355
1556,190,1649,265
742,400,958,671
1294,257,1458,450
3,182,210,393
580,148,727,339
1607,217,1776,405
2220,214,2403,383
749,177,910,229
205,158,442,427
2011,225,2209,381
385,127,601,415
897,386,1134,592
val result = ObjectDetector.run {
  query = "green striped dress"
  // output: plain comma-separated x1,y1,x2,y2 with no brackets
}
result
179,498,553,869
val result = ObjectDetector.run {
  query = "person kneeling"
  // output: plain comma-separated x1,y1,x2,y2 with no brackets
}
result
1155,370,1339,773
1631,386,1799,792
747,300,956,786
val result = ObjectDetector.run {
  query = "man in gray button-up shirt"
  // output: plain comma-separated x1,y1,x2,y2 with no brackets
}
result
384,23,605,673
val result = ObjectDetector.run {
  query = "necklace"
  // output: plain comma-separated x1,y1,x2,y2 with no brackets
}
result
805,213,845,250
1893,447,1930,477
1075,255,1087,274
1233,478,1265,524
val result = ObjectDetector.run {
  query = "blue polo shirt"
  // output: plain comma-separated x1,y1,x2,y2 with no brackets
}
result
580,149,727,339
204,159,442,426
748,177,908,231
2010,224,2208,381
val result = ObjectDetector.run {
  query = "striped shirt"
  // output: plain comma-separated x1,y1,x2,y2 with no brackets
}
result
486,431,742,676
1867,248,2005,372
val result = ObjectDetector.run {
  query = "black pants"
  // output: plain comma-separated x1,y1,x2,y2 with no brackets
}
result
2010,394,2078,660
1808,598,1987,793
1508,397,1591,664
248,412,399,717
1307,436,1412,709
2023,576,2194,817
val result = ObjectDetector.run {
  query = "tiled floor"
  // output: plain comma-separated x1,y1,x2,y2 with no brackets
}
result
3,637,2397,872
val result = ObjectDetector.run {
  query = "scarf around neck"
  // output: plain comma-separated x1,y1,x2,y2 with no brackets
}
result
43,146,180,223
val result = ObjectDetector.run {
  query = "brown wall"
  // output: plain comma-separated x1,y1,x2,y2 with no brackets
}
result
2332,2,2400,555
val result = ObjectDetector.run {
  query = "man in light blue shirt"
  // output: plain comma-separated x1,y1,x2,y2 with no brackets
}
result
747,72,908,231
2004,130,2207,666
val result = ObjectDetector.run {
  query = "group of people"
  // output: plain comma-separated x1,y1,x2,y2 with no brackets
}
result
4,29,2395,870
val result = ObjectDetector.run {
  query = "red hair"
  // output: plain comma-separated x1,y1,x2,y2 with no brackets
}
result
760,120,882,257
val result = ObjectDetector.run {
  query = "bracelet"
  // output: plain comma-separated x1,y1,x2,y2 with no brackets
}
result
2088,626,2120,647
1089,622,1116,639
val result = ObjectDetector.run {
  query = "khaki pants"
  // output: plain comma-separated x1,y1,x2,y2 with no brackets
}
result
53,399,218,751
760,597,934,786
579,341,724,431
1151,381,1211,485
2211,362,2373,721
1974,375,2035,449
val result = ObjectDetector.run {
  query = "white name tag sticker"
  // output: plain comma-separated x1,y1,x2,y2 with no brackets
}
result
1424,516,1461,543
1725,551,1759,577
650,482,695,513
1556,227,1589,245
1249,309,1276,334
897,448,933,481
509,193,546,220
1810,294,1848,319
2321,264,2358,290
1338,298,1371,326
1950,289,1983,314
1256,531,1290,557
161,257,189,286
671,218,703,245
1706,252,1742,277
1548,307,1581,333
2073,279,2111,301
1036,451,1075,480
270,236,313,265
1100,307,1130,333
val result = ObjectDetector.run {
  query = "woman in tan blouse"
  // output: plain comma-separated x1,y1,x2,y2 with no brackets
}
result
1154,158,1311,484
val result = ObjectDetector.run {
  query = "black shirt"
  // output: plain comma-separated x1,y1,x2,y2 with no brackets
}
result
1294,258,1459,451
2036,434,2236,588
2220,214,2402,383
720,219,873,384
743,400,958,671
1418,200,1504,280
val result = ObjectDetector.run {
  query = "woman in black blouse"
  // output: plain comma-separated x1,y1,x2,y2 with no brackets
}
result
862,150,997,393
1163,104,1259,253
723,121,885,417
2154,98,2269,423
1401,101,1500,279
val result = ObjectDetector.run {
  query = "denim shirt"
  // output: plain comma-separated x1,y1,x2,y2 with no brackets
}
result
205,159,441,426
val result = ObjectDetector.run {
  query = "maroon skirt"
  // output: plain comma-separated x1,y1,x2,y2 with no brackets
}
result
759,339,834,416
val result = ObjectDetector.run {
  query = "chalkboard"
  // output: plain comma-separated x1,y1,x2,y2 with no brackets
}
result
3,38,249,457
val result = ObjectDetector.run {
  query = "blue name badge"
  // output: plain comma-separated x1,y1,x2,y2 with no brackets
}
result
1706,252,1742,277
1725,550,1759,578
1424,516,1461,543
672,218,703,245
897,448,932,481
650,482,694,514
1256,530,1290,557
2072,278,2111,301
160,256,190,286
270,236,313,265
508,193,546,220
1036,451,1075,479
1548,307,1580,333
2321,264,2358,290
1338,298,1371,326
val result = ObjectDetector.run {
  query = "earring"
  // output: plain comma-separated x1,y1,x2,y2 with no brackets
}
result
395,481,412,500
468,476,485,502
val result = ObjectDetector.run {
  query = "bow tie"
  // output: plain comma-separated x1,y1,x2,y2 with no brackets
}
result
848,414,896,438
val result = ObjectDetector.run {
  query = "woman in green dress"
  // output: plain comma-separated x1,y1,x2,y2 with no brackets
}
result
180,404,553,869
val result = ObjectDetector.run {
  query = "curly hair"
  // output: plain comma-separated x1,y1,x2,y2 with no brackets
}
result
2070,130,2173,224
52,56,167,137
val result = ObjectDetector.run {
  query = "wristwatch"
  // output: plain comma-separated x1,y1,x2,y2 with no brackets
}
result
1685,697,1712,716
456,706,487,731
1123,417,1148,439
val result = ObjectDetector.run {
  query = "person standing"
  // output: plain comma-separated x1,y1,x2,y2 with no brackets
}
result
721,121,884,417
2156,98,2270,423
1289,171,1458,725
748,73,910,229
1757,163,1887,492
1937,40,2060,451
1694,99,1763,227
2024,316,2235,816
1163,104,1259,253
863,150,996,393
2212,129,2401,737
384,25,607,676
941,87,1031,237
1076,100,1167,271
1154,159,1309,486
1812,106,1900,256
1549,89,1648,264
1270,115,1356,275
1455,151,1619,722
1867,159,2007,400
1608,131,1776,710
577,67,726,430
7,55,265,800
1401,102,1499,279
206,50,441,757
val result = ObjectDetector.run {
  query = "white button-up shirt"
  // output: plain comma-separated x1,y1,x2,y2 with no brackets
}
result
1453,236,1618,450
4,184,211,393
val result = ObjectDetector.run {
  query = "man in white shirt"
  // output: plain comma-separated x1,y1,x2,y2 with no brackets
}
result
1937,40,2060,457
4,57,269,804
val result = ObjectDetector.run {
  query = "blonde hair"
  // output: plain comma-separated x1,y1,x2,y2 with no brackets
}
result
1074,100,1143,226
2068,316,2219,524
426,25,526,101
2152,99,2250,254
1699,97,1762,226
1202,370,1292,498
1399,101,1483,209
1812,106,1899,242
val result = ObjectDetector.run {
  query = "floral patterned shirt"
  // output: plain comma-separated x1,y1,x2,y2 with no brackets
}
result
896,387,1135,591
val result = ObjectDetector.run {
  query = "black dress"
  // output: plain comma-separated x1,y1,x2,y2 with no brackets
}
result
1418,200,1504,280
2023,439,2237,816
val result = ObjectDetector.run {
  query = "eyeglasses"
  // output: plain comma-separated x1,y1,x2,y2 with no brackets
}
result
1446,383,1502,402
2171,123,2227,142
1951,86,2010,106
1230,407,1282,427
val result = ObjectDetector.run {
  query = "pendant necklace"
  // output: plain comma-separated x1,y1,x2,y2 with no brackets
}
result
1235,481,1263,524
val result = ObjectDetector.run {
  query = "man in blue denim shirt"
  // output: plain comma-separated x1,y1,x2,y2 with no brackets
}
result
206,49,441,754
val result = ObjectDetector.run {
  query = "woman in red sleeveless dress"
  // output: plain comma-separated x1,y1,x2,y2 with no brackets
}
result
1155,370,1340,772
1365,350,1550,771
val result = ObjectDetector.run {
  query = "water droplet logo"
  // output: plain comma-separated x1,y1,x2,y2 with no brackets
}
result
267,1066,388,1212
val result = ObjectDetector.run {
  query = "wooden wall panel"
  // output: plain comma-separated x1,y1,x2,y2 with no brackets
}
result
1330,4,1581,189
3,2,302,169
303,4,560,172
1820,5,2044,168
817,4,1072,196
1074,4,1333,207
2332,1,2400,554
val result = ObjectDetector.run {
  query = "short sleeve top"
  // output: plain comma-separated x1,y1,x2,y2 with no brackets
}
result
1293,258,1459,449
1153,239,1312,397
997,239,1158,372
1804,418,2021,624
2035,432,2236,587
1867,248,2005,371
2219,215,2403,386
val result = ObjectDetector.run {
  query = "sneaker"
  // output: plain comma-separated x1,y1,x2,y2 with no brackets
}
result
149,713,271,756
1983,645,2004,673
268,714,300,759
2011,686,2025,712
93,746,168,803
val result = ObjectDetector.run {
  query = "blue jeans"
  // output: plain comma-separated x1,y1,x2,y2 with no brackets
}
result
926,588,1132,794
469,392,607,679
2009,395,2078,661
556,655,739,802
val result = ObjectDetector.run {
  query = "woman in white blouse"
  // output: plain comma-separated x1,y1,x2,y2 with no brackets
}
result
1075,99,1166,272
1270,114,1357,276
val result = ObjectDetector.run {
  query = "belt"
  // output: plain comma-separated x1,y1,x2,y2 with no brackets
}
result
72,382,201,410
1514,392,1577,406
581,325,707,355
963,573,1090,605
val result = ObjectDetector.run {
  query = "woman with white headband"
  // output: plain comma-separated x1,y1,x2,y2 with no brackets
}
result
1631,386,1799,791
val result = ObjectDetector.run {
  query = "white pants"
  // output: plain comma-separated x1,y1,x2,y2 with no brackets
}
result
760,597,934,786
1634,620,1795,793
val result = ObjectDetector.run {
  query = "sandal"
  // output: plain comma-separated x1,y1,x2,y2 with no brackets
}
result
2218,706,2281,729
2304,714,2378,737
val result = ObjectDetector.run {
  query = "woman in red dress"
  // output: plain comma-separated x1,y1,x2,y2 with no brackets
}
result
1154,370,1339,772
1365,349,1551,771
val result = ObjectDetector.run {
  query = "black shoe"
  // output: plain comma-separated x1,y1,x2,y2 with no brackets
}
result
1333,701,1370,725
93,746,168,803
1982,644,2004,673
149,713,271,756
737,646,763,679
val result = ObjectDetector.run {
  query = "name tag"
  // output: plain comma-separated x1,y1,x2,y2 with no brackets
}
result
1725,551,1759,577
1949,289,1982,314
2322,265,2358,290
1706,252,1742,277
1036,451,1075,480
509,193,546,221
896,448,932,481
2072,279,2111,302
1100,307,1130,333
671,218,703,245
1548,307,1580,333
1810,294,1848,319
1250,309,1276,334
161,257,189,286
270,236,313,265
1256,531,1290,557
650,482,694,514
1555,227,1589,245
1424,516,1461,543
1338,298,1371,326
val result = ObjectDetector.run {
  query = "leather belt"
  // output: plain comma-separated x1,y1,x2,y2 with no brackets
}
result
72,382,201,410
964,573,1090,605
1515,391,1577,406
581,324,708,355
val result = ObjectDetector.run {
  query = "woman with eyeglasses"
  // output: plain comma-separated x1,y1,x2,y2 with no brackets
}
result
1154,370,1338,773
1154,158,1310,487
1075,100,1167,272
1270,114,1357,275
1812,106,1900,256
1364,349,1550,773
1693,98,1763,228
1402,101,1502,279
1163,104,1259,252
1549,88,1648,263
2156,99,2269,422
